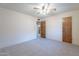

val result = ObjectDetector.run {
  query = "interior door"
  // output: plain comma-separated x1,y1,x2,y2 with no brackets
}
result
40,21,46,38
63,16,72,43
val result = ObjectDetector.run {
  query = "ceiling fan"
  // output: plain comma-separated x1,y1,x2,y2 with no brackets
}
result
33,3,56,15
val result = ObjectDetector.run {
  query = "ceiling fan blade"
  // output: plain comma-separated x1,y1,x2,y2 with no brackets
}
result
51,8,56,11
53,8,56,11
41,3,46,10
33,7,39,9
47,8,56,11
42,5,45,10
42,3,49,10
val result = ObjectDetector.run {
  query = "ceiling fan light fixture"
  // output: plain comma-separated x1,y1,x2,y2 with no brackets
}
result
33,3,56,15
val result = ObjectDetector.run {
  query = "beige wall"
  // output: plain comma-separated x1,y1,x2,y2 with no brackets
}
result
0,8,37,48
43,10,79,45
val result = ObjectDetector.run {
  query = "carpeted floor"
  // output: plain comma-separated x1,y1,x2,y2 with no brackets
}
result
0,38,79,56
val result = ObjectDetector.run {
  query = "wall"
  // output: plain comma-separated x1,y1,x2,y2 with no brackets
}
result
0,8,37,48
43,10,79,45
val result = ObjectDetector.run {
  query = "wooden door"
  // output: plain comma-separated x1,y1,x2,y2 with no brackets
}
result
40,21,46,38
63,16,72,43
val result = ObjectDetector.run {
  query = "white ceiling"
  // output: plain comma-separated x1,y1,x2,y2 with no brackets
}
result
0,3,79,18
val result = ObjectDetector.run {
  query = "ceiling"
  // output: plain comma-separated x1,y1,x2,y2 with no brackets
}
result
0,3,79,18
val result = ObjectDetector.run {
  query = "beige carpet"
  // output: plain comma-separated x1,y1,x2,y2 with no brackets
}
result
0,38,79,56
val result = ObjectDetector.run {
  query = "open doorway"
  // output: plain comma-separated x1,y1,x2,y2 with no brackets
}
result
37,19,46,38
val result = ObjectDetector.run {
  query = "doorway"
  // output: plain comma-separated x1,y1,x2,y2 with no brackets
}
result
63,16,72,43
40,21,46,38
